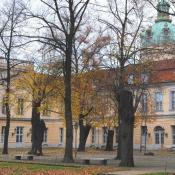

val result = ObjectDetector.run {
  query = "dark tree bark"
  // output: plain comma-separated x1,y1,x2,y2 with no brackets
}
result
36,119,47,155
105,129,114,151
63,40,74,163
29,102,47,156
119,90,134,167
3,71,11,154
116,124,121,159
29,100,41,155
78,115,91,151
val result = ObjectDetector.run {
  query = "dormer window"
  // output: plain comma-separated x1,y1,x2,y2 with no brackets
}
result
146,27,152,38
163,23,169,35
164,28,169,35
141,73,149,84
128,74,134,85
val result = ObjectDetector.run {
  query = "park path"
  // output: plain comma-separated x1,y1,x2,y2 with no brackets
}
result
0,149,175,174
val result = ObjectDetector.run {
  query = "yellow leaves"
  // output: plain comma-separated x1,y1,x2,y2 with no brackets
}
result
13,67,63,116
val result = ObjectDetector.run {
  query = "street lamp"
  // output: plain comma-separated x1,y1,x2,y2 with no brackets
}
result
73,121,78,158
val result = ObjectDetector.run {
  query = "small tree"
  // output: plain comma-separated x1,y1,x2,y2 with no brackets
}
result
15,57,60,155
71,27,110,151
0,0,26,154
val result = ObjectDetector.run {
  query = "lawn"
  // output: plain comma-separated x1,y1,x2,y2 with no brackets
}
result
142,173,173,175
0,162,121,175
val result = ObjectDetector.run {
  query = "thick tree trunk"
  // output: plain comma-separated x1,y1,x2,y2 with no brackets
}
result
63,47,73,163
119,90,134,167
105,130,114,151
78,116,91,151
29,100,41,155
116,124,121,159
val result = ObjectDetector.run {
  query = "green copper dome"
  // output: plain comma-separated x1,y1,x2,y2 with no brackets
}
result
141,0,175,47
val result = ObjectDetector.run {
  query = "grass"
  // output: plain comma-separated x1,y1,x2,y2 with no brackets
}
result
0,162,121,175
142,173,173,175
0,161,67,170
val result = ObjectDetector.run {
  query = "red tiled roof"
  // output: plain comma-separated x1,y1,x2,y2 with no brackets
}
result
151,59,175,83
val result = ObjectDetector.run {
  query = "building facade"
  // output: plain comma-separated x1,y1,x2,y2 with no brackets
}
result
135,0,175,150
2,0,175,151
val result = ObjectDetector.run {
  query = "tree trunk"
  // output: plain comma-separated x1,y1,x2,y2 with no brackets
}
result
116,124,121,160
119,90,134,167
29,100,41,155
78,116,91,151
2,58,11,155
2,92,11,154
63,46,73,163
105,129,114,151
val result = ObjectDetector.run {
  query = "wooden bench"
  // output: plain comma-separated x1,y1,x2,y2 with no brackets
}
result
14,155,34,160
82,158,108,165
14,155,21,160
26,155,34,160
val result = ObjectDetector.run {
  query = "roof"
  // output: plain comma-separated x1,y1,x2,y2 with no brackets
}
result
151,59,175,83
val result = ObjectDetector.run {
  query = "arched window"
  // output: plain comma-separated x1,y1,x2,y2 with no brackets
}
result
154,126,164,145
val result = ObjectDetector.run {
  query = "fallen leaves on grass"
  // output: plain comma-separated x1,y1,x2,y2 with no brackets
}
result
0,165,120,175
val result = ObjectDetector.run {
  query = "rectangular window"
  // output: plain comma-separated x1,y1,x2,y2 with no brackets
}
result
103,127,107,144
128,74,134,85
155,92,163,111
59,128,64,144
1,126,5,143
170,91,175,110
17,98,24,115
42,101,51,116
155,132,159,144
91,128,96,144
141,73,148,84
43,128,48,143
2,97,6,114
141,93,147,113
172,126,175,145
141,126,147,136
16,127,23,143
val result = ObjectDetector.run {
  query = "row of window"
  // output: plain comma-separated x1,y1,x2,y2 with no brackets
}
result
141,91,175,112
1,127,118,145
141,126,175,145
128,73,149,85
2,98,24,115
155,91,175,111
0,126,61,143
2,98,51,116
91,128,118,144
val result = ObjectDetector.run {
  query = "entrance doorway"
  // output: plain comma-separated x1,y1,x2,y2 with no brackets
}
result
140,126,147,151
154,126,164,148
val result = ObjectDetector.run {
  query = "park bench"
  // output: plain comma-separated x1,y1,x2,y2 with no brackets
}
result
14,155,22,160
82,158,108,165
14,155,34,160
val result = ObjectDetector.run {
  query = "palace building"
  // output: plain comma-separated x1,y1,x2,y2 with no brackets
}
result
134,0,175,150
1,0,175,151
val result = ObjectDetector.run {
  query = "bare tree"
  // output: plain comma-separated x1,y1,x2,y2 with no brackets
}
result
71,26,110,151
0,0,27,154
25,0,90,162
99,0,147,167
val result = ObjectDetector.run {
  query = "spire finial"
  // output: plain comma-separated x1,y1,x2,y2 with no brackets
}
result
156,0,171,22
